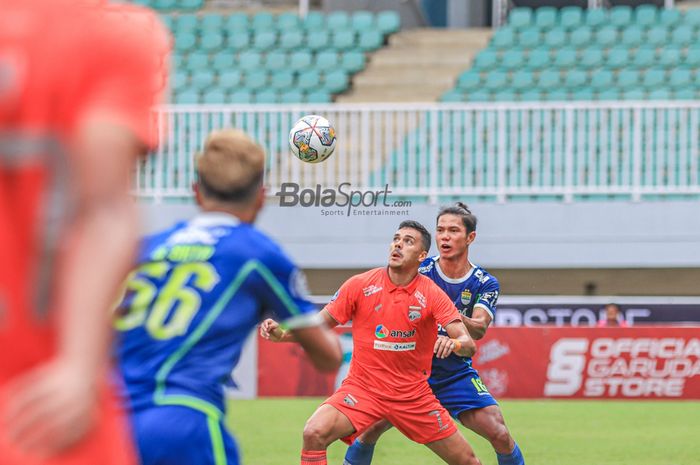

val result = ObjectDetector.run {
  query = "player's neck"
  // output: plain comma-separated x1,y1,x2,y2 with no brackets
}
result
387,267,418,287
438,253,472,279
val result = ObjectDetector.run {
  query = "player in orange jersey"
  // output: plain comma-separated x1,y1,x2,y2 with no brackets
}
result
0,1,169,463
261,220,483,465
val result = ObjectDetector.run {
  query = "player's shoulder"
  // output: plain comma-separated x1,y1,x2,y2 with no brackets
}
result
418,255,438,275
472,264,499,289
346,267,384,288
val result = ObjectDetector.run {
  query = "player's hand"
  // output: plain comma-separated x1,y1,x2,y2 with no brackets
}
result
1,358,98,459
260,318,285,342
434,336,457,359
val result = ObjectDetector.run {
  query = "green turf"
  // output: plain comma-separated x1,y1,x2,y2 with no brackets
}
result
226,398,700,465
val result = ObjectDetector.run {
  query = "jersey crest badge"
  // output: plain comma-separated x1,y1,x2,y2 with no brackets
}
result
408,306,421,321
460,290,472,305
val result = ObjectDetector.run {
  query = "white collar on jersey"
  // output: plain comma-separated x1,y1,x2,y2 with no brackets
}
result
434,256,476,284
189,211,241,228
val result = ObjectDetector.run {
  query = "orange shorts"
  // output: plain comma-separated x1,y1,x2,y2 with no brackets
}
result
323,378,457,445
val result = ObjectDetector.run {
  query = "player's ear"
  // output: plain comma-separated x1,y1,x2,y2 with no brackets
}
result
418,249,428,263
467,230,476,245
193,182,203,207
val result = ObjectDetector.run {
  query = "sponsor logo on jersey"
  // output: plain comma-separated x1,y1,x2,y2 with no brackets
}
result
418,259,434,274
375,324,390,339
374,304,382,312
474,269,490,284
373,341,416,351
363,284,383,297
408,306,422,321
330,290,339,302
460,290,472,305
343,393,358,407
414,290,427,308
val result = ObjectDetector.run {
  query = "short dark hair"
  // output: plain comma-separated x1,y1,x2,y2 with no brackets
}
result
398,220,431,252
437,202,477,234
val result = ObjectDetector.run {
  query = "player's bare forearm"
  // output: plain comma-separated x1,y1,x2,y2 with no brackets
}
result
462,315,487,340
444,321,477,357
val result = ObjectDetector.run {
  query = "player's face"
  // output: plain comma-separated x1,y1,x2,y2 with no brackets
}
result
388,228,427,269
436,214,475,260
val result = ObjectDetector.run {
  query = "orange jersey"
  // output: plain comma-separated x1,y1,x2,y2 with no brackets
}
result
325,267,462,399
0,0,169,382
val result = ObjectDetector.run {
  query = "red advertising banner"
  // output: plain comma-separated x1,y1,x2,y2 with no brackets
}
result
258,327,700,399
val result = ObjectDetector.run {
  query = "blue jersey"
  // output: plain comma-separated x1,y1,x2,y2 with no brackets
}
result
418,256,499,379
115,212,318,414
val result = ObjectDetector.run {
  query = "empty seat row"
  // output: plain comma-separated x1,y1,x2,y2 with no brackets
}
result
442,88,699,103
173,89,333,105
174,50,366,73
173,69,350,93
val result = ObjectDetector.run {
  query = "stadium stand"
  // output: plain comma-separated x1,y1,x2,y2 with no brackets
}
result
443,5,700,102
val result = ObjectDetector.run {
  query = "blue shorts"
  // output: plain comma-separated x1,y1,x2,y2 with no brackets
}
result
428,367,498,419
131,405,239,465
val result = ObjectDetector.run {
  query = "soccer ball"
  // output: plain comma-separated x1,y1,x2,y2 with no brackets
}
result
288,115,336,163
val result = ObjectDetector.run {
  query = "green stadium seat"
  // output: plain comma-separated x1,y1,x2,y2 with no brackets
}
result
212,53,235,71
538,69,561,88
228,32,250,51
564,69,587,89
340,51,366,73
252,31,277,51
201,14,224,31
526,49,551,70
484,71,508,89
590,69,614,89
303,11,325,31
544,28,566,48
327,11,350,29
520,89,542,101
277,12,301,31
230,90,253,104
595,26,617,47
671,26,693,47
307,91,332,103
580,48,604,69
509,7,533,29
251,12,274,30
238,51,262,70
316,51,339,69
190,70,215,90
171,54,184,71
440,90,463,102
332,30,356,50
544,89,568,101
307,30,331,52
569,26,592,47
175,32,197,53
473,50,498,70
511,70,535,90
491,27,516,49
289,50,313,71
609,6,632,27
202,89,226,104
597,88,619,100
646,26,668,47
173,71,188,91
632,47,656,69
621,26,643,47
280,89,305,103
465,90,490,102
659,8,681,27
685,46,700,67
492,90,517,102
585,8,607,29
457,71,481,90
669,68,692,88
519,27,541,48
501,49,525,70
352,11,374,31
358,30,383,51
648,88,671,100
153,0,176,11
621,89,645,100
218,70,243,90
376,11,401,34
182,0,204,10
554,48,577,68
298,69,321,90
560,6,583,30
642,68,666,88
658,47,682,68
278,31,304,51
226,13,249,31
200,32,224,52
606,47,630,69
264,51,288,71
617,69,640,87
683,9,700,28
270,70,294,90
174,14,198,32
673,88,695,100
175,88,199,104
186,52,209,70
635,5,658,27
245,70,267,90
324,70,349,93
535,7,557,30
254,90,278,104
572,88,594,101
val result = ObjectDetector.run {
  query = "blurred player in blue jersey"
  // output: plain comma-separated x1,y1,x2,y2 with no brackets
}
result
114,129,342,465
344,203,524,465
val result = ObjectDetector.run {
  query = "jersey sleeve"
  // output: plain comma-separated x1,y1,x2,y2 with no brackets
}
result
322,277,359,325
475,278,500,322
78,7,171,150
431,285,463,328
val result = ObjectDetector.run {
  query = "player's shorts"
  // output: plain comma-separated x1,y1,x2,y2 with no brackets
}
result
323,378,457,445
0,387,136,465
429,366,498,419
131,405,239,465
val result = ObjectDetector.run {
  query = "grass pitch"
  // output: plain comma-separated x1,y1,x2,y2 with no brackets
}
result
226,398,700,465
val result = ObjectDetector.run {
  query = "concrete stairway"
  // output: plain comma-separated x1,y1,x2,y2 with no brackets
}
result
336,28,491,103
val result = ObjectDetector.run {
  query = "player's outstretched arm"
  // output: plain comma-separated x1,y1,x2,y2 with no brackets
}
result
461,307,492,340
438,321,477,358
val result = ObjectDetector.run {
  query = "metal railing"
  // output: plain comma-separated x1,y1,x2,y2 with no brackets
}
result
137,102,700,203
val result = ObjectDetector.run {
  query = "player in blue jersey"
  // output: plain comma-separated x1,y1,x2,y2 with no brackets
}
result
114,129,342,465
344,203,524,465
